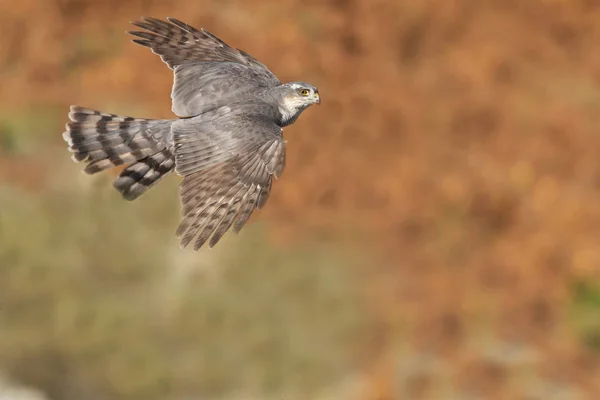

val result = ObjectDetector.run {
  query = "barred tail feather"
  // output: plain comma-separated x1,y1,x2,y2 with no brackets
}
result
62,105,175,199
113,148,175,201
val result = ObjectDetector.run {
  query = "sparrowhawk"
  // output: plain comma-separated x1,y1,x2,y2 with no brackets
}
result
62,17,320,251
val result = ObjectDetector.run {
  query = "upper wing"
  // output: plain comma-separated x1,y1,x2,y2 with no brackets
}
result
128,17,281,117
170,113,286,251
170,62,278,117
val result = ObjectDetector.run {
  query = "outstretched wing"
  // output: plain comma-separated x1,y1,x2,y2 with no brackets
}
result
170,113,286,251
128,17,281,117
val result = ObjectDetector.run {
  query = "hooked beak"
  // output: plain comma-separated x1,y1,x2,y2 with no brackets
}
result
314,92,320,105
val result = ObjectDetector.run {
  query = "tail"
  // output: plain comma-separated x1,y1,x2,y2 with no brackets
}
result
62,105,176,200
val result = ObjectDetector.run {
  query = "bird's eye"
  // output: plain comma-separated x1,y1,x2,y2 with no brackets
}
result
298,88,310,96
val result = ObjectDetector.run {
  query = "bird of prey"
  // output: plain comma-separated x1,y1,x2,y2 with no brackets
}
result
62,17,320,251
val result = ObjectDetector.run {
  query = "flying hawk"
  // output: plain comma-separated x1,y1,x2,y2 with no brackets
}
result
62,17,320,251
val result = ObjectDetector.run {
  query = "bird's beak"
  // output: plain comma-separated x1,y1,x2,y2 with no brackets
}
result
314,92,320,105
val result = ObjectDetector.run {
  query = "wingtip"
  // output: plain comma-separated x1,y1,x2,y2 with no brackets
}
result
142,16,166,24
131,39,151,47
129,16,152,29
129,16,144,24
166,17,183,25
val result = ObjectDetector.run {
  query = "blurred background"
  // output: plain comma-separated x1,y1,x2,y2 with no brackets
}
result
1,0,600,399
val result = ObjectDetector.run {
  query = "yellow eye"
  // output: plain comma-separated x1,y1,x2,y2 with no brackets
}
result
298,88,310,96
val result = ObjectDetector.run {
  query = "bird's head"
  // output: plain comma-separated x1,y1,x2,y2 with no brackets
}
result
276,82,320,125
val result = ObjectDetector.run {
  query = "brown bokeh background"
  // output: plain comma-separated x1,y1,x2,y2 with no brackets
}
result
2,0,600,399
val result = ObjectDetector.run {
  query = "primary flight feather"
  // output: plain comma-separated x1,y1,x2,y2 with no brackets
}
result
62,17,320,251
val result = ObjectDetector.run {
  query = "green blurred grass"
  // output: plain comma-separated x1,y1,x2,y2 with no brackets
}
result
0,157,372,400
570,279,600,353
0,107,64,154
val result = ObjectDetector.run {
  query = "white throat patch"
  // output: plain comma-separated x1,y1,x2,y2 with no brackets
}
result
279,95,303,123
278,104,295,123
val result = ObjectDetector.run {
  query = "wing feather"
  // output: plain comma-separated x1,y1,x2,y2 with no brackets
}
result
129,17,246,68
172,114,285,250
256,179,272,210
128,17,281,117
233,189,260,233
